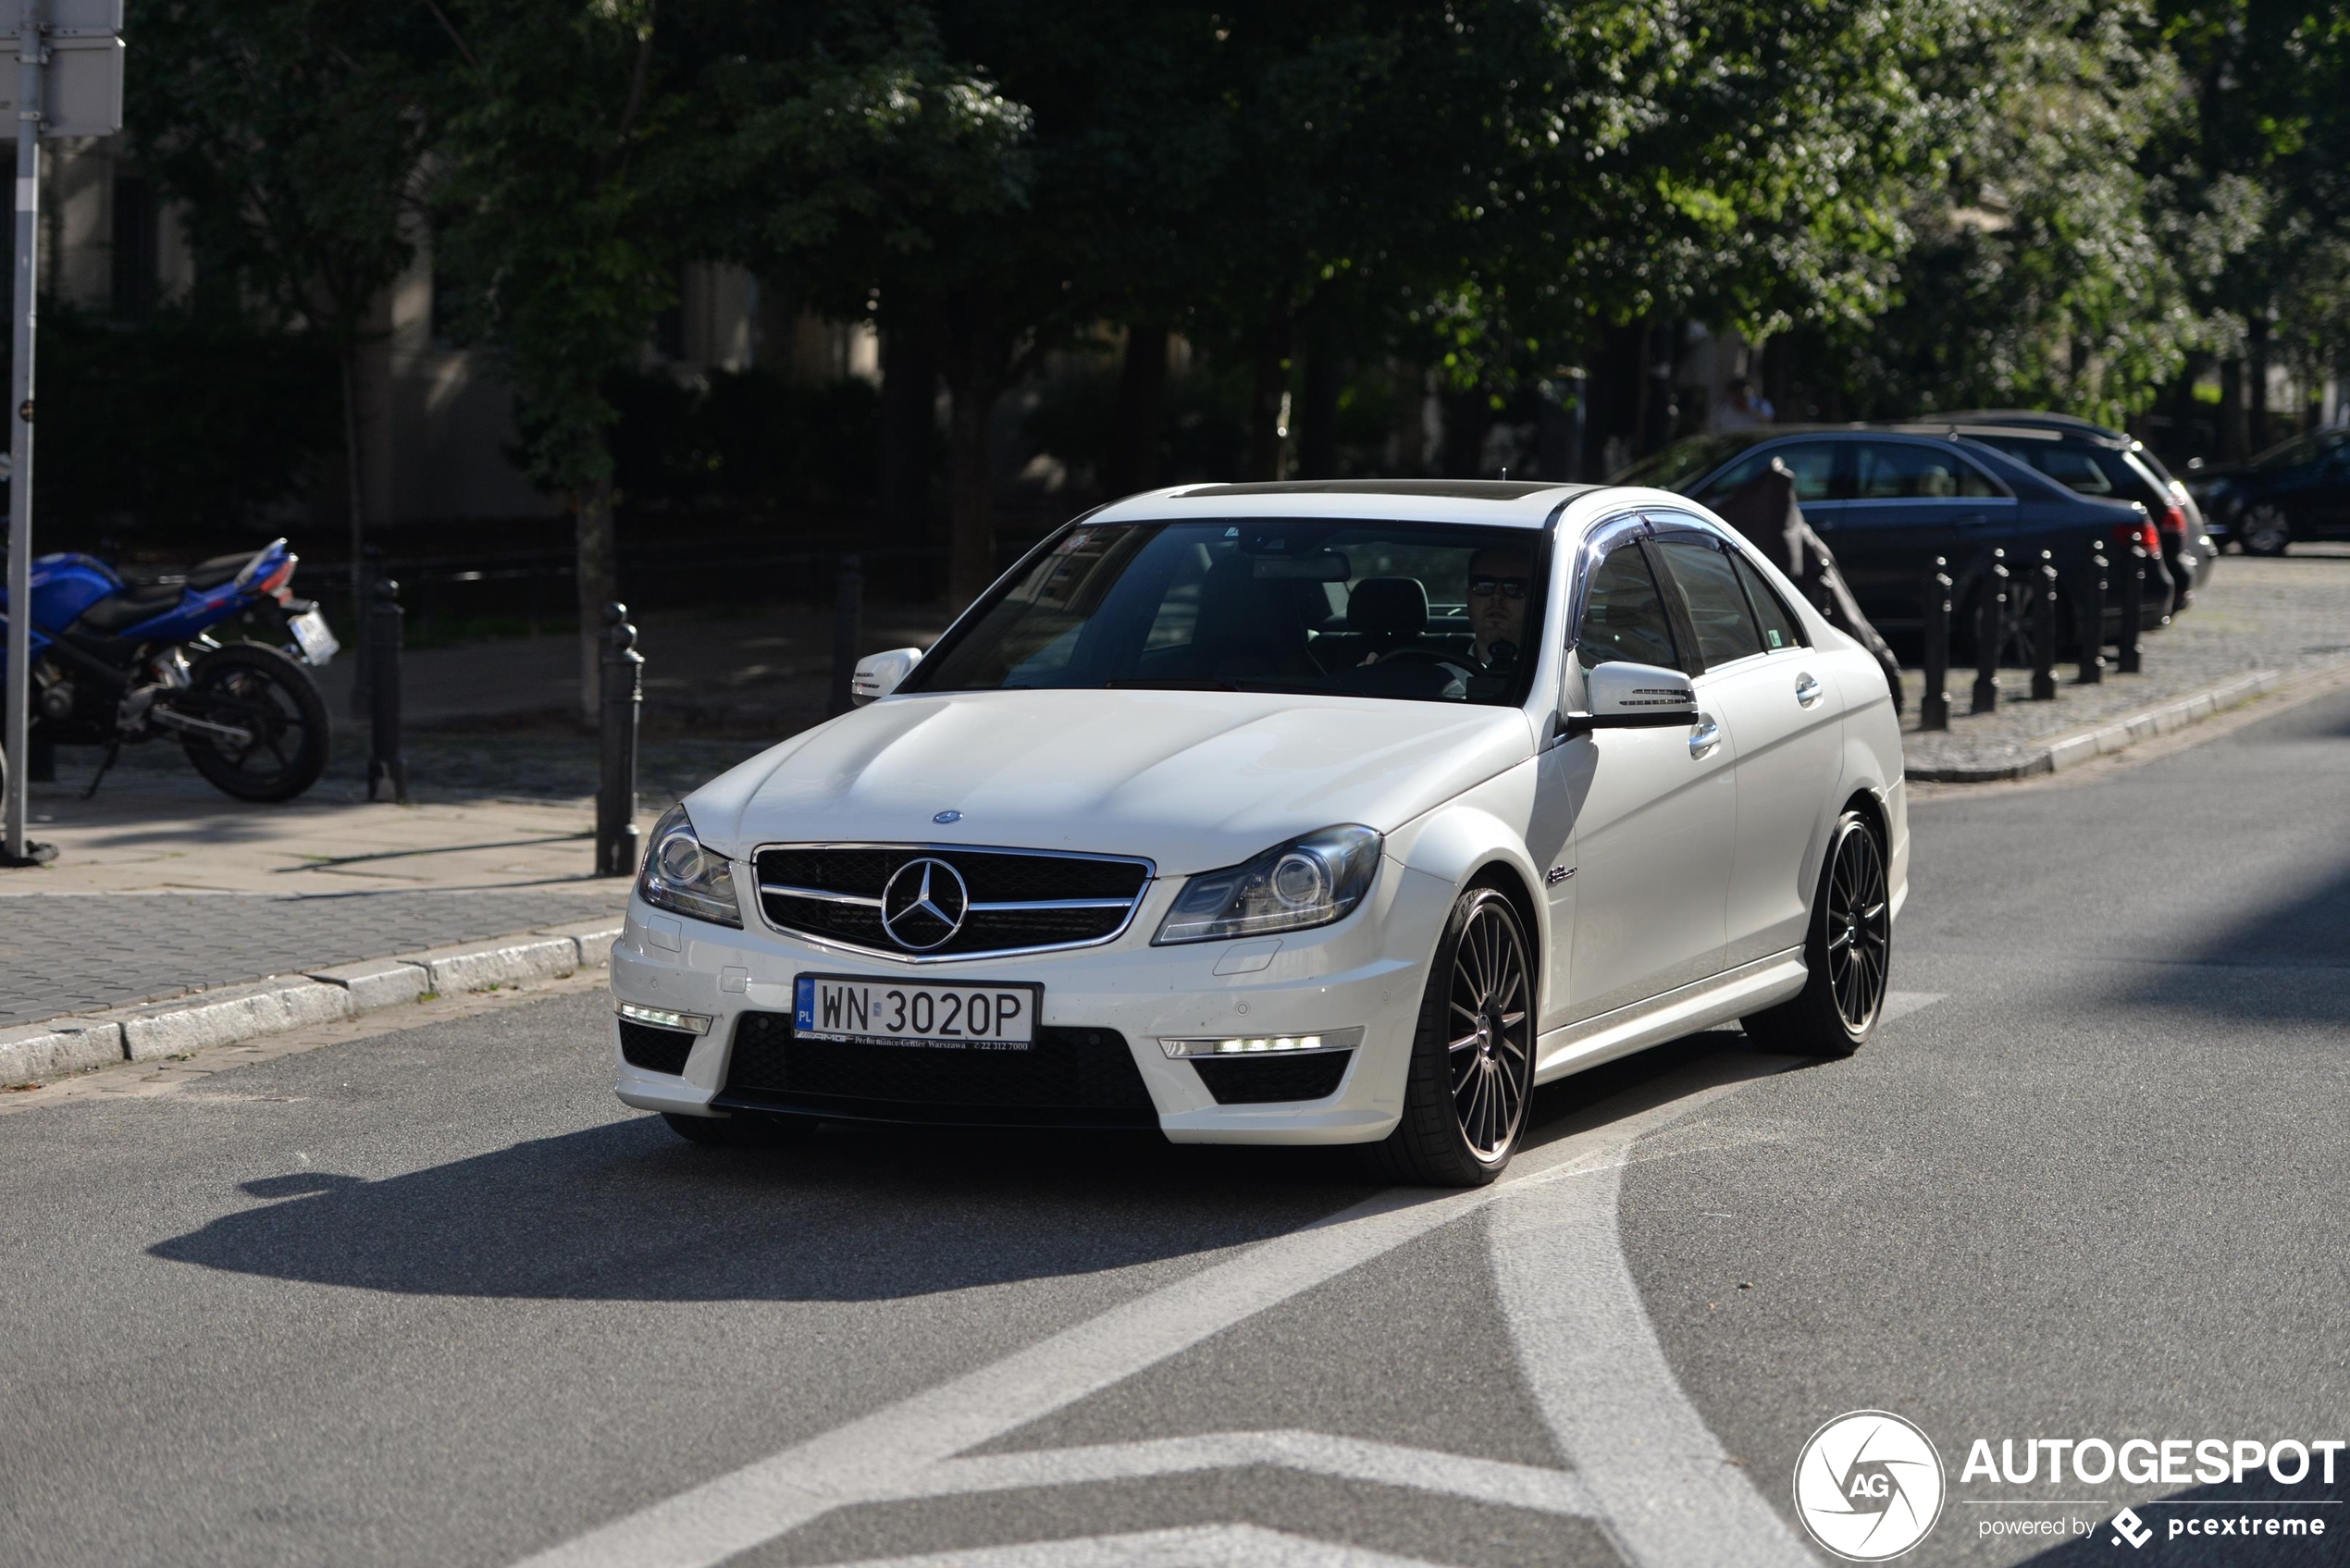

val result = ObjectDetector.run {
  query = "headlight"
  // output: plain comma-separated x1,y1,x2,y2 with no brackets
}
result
1153,825,1382,945
637,803,742,928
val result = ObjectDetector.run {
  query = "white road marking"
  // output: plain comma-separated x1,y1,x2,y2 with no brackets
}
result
1490,1137,1820,1566
511,1074,1772,1568
871,1429,1597,1518
805,1523,1452,1567
1880,990,1945,1024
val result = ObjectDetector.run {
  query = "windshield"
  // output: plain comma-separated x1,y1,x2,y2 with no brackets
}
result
1611,434,1755,492
900,518,1551,707
2253,430,2347,469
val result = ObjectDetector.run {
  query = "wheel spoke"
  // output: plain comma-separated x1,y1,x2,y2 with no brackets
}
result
1448,1031,1482,1053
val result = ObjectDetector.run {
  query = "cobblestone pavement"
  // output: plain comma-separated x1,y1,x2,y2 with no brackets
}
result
0,888,621,1029
1899,546,2350,774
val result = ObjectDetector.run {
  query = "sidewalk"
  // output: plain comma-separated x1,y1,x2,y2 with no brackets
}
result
1897,547,2350,778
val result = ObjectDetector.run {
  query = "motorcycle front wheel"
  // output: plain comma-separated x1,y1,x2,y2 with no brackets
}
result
178,642,332,803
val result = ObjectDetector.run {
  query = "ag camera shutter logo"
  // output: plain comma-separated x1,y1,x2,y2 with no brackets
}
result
1794,1410,1947,1561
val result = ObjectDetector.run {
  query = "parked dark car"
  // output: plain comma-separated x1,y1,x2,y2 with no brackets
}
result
1616,426,2168,658
1911,412,2213,611
2184,426,2350,555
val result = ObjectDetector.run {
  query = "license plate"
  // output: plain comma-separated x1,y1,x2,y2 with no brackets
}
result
288,607,340,665
794,974,1040,1051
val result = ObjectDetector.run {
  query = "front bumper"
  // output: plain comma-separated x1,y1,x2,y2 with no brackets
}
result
609,858,1457,1145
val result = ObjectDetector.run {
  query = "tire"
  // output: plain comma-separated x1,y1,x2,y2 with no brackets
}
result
1366,883,1536,1187
1742,809,1891,1058
661,1110,807,1148
2238,502,2292,557
177,642,331,803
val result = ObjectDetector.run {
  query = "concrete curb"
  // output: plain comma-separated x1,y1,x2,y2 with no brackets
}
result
2,917,622,1087
1905,669,2288,784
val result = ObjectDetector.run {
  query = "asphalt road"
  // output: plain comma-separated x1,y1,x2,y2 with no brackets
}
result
6,685,2348,1568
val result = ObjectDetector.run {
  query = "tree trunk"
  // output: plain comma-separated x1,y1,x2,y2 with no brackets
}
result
1244,303,1292,480
2246,314,2270,453
876,308,938,562
946,384,998,608
1107,322,1168,496
1391,362,1429,475
1439,389,1490,478
575,475,615,726
339,348,369,720
2219,355,2246,463
1296,338,1342,480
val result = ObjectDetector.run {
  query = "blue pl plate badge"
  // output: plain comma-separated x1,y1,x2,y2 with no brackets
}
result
795,976,817,1032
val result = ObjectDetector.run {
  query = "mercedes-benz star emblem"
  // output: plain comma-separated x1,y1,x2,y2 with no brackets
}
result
880,858,970,950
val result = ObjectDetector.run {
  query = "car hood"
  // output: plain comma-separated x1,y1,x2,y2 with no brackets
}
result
686,688,1537,875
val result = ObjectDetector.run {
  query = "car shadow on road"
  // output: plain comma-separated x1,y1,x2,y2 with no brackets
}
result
148,1031,1804,1305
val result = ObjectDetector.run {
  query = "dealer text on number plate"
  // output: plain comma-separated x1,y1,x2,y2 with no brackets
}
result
794,975,1038,1050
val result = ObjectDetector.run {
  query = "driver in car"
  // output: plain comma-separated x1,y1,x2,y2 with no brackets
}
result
1466,546,1529,670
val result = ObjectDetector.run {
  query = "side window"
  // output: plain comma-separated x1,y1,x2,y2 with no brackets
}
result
1854,441,1992,500
1730,551,1805,651
1575,543,1680,672
1653,539,1767,667
1699,441,1841,504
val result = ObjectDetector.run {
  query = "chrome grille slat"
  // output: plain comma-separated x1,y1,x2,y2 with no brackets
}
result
752,842,1155,961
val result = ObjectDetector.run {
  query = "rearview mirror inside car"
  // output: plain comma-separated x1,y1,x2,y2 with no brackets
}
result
850,648,923,705
1562,660,1698,738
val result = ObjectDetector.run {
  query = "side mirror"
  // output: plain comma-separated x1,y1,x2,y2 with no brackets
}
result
850,648,922,705
1562,660,1697,739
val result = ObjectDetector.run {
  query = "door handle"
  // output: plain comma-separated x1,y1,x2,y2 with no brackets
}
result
1688,715,1721,759
1795,673,1824,708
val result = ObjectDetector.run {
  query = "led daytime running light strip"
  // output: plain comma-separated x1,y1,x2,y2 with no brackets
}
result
617,1002,712,1035
1159,1026,1363,1059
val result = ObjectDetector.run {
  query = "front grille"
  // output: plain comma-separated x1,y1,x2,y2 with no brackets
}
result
754,844,1153,958
1191,1051,1354,1105
717,1010,1157,1128
619,1019,696,1075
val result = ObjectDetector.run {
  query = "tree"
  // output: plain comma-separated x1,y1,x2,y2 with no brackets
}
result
125,0,437,625
427,0,701,719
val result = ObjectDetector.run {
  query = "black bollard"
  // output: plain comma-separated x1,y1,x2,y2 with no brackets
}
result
2030,549,2059,700
2076,540,2107,685
1920,556,1952,732
597,603,643,877
1971,548,2007,715
365,576,409,805
2118,540,2146,674
827,554,865,719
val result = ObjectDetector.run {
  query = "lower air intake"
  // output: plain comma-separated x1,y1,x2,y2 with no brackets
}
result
1190,1051,1353,1105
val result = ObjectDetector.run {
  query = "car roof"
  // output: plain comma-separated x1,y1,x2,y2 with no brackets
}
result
1091,478,1602,529
1931,409,2133,444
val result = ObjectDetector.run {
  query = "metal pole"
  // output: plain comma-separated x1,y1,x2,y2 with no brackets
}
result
3,0,41,866
1971,548,2006,715
365,576,407,805
1919,556,1951,732
2076,540,2107,685
596,601,641,877
2029,549,2059,700
2117,541,2145,674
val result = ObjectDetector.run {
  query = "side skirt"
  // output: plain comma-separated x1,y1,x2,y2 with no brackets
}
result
1532,948,1805,1085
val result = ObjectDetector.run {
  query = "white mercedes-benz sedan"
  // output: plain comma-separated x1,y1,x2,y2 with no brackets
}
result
609,479,1907,1185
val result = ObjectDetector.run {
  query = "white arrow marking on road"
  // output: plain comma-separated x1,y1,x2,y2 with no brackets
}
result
798,1522,1453,1567
512,1063,1787,1568
866,1429,1598,1516
1490,1146,1821,1566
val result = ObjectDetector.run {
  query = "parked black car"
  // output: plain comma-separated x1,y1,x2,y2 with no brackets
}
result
1911,411,2213,611
2184,426,2350,555
1617,426,2168,656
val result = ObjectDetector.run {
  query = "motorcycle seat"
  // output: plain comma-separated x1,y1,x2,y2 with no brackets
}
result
71,583,185,635
186,549,263,591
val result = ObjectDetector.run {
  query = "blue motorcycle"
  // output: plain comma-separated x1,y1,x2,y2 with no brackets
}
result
0,537,339,801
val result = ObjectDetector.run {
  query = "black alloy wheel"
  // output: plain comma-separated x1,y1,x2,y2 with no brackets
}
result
177,642,331,803
1743,809,1891,1057
1370,884,1535,1187
2238,502,2293,557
